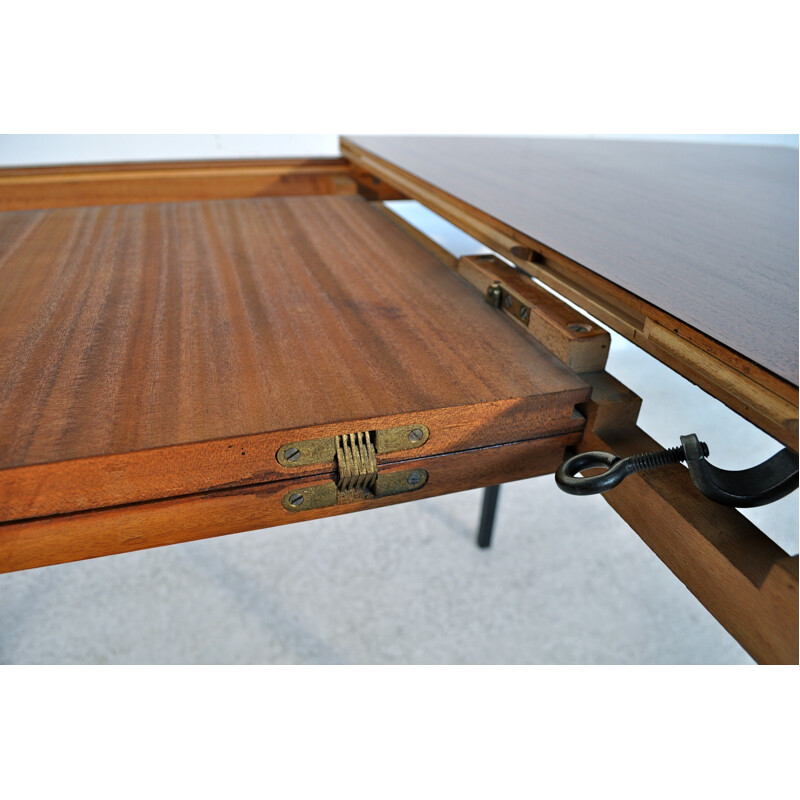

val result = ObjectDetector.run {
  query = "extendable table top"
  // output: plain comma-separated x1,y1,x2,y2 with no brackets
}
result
342,136,799,448
0,188,589,569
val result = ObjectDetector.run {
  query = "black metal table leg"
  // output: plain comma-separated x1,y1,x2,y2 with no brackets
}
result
477,484,501,549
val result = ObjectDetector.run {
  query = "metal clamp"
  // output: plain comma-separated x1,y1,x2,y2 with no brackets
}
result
555,433,798,508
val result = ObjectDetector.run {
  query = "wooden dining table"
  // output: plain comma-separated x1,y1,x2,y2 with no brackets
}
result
0,136,796,663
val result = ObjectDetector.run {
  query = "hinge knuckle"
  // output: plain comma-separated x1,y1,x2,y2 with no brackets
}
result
336,431,378,493
281,425,429,512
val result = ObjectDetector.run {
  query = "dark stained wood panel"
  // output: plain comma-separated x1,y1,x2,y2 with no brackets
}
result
344,136,799,385
0,194,588,519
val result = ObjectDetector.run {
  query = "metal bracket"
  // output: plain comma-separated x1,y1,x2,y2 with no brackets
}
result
280,427,429,512
485,278,530,323
680,434,799,508
277,424,429,468
282,468,428,512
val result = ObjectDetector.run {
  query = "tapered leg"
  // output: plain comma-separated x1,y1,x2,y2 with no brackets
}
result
477,484,501,549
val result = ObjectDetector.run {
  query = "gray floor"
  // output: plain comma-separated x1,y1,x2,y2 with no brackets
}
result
1,204,795,664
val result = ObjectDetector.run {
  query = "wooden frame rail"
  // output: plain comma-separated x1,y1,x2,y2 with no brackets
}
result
0,157,357,210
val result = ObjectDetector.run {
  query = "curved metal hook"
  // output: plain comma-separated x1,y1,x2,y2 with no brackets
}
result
680,434,798,508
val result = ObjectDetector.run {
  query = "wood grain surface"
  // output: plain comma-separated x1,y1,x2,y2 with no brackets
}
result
343,136,799,385
0,157,356,211
0,433,579,574
0,194,588,519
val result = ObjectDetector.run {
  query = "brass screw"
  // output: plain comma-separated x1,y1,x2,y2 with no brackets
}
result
407,472,422,487
284,447,301,462
288,492,304,506
408,428,424,443
519,306,530,322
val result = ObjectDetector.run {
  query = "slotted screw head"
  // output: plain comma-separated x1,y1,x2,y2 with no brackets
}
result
519,306,530,321
288,492,304,506
284,447,301,462
408,428,424,443
407,472,422,487
504,294,513,308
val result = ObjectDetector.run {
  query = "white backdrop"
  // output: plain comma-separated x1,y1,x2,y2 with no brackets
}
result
0,133,796,166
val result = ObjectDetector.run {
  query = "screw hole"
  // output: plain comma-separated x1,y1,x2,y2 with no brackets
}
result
510,245,543,264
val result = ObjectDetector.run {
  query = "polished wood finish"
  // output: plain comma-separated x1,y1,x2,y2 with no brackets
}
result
0,194,589,522
0,433,579,574
342,137,799,450
578,371,798,665
456,255,610,373
0,157,357,211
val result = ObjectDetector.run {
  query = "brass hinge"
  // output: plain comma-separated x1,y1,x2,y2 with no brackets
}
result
280,428,429,512
276,423,429,468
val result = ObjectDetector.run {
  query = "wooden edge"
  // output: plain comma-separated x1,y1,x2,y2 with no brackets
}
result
0,433,580,574
340,137,799,451
456,254,611,372
0,393,588,523
1,157,352,176
0,156,358,211
578,371,798,665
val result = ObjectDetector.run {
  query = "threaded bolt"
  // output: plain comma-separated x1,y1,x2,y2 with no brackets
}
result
627,442,709,475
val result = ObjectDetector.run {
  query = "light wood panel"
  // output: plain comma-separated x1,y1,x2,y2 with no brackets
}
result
0,157,357,210
342,137,799,450
0,194,589,520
